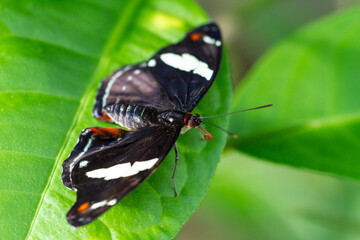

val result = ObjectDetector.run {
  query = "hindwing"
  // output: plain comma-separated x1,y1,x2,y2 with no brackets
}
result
62,126,180,227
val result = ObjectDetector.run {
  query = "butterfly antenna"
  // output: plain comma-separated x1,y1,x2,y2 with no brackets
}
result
202,119,238,138
200,104,273,119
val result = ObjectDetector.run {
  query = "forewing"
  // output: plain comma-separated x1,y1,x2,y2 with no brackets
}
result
93,65,174,122
150,22,222,112
62,126,180,227
93,22,222,121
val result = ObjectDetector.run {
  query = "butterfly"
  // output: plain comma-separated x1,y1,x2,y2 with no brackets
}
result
62,22,223,227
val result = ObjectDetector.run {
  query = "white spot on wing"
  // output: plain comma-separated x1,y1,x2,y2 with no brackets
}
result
107,199,117,206
90,200,107,210
122,86,126,91
148,59,156,67
160,53,213,81
203,35,216,44
203,35,221,47
86,158,159,180
193,61,213,80
79,160,89,168
134,69,141,75
70,138,93,171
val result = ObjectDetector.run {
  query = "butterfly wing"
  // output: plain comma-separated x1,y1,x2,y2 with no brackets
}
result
62,126,180,227
93,22,222,121
150,22,222,112
62,127,125,190
93,65,175,122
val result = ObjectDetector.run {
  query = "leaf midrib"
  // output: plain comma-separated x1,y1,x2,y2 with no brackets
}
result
24,0,144,238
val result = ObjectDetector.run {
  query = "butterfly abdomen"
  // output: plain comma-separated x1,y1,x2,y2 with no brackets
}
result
105,104,156,130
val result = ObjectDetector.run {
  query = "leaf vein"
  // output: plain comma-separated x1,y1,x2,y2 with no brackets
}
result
24,0,145,238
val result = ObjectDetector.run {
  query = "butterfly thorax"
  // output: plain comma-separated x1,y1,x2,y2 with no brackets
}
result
158,111,203,134
157,110,187,127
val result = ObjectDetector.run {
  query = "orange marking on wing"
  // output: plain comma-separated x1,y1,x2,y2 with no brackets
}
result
190,32,204,41
98,114,114,122
89,127,103,136
90,127,122,137
78,202,90,213
104,128,122,136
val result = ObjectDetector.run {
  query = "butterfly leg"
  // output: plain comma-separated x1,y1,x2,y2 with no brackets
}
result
172,143,179,197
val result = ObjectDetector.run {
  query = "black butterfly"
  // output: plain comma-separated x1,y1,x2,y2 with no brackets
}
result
62,22,222,227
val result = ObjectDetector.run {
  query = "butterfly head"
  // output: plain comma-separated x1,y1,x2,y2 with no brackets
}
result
183,113,213,141
184,113,203,128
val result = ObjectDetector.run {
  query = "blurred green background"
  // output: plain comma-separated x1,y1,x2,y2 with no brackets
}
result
178,0,360,239
199,0,360,85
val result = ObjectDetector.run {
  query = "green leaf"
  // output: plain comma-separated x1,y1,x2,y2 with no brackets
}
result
229,6,360,180
182,150,360,240
0,1,231,239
